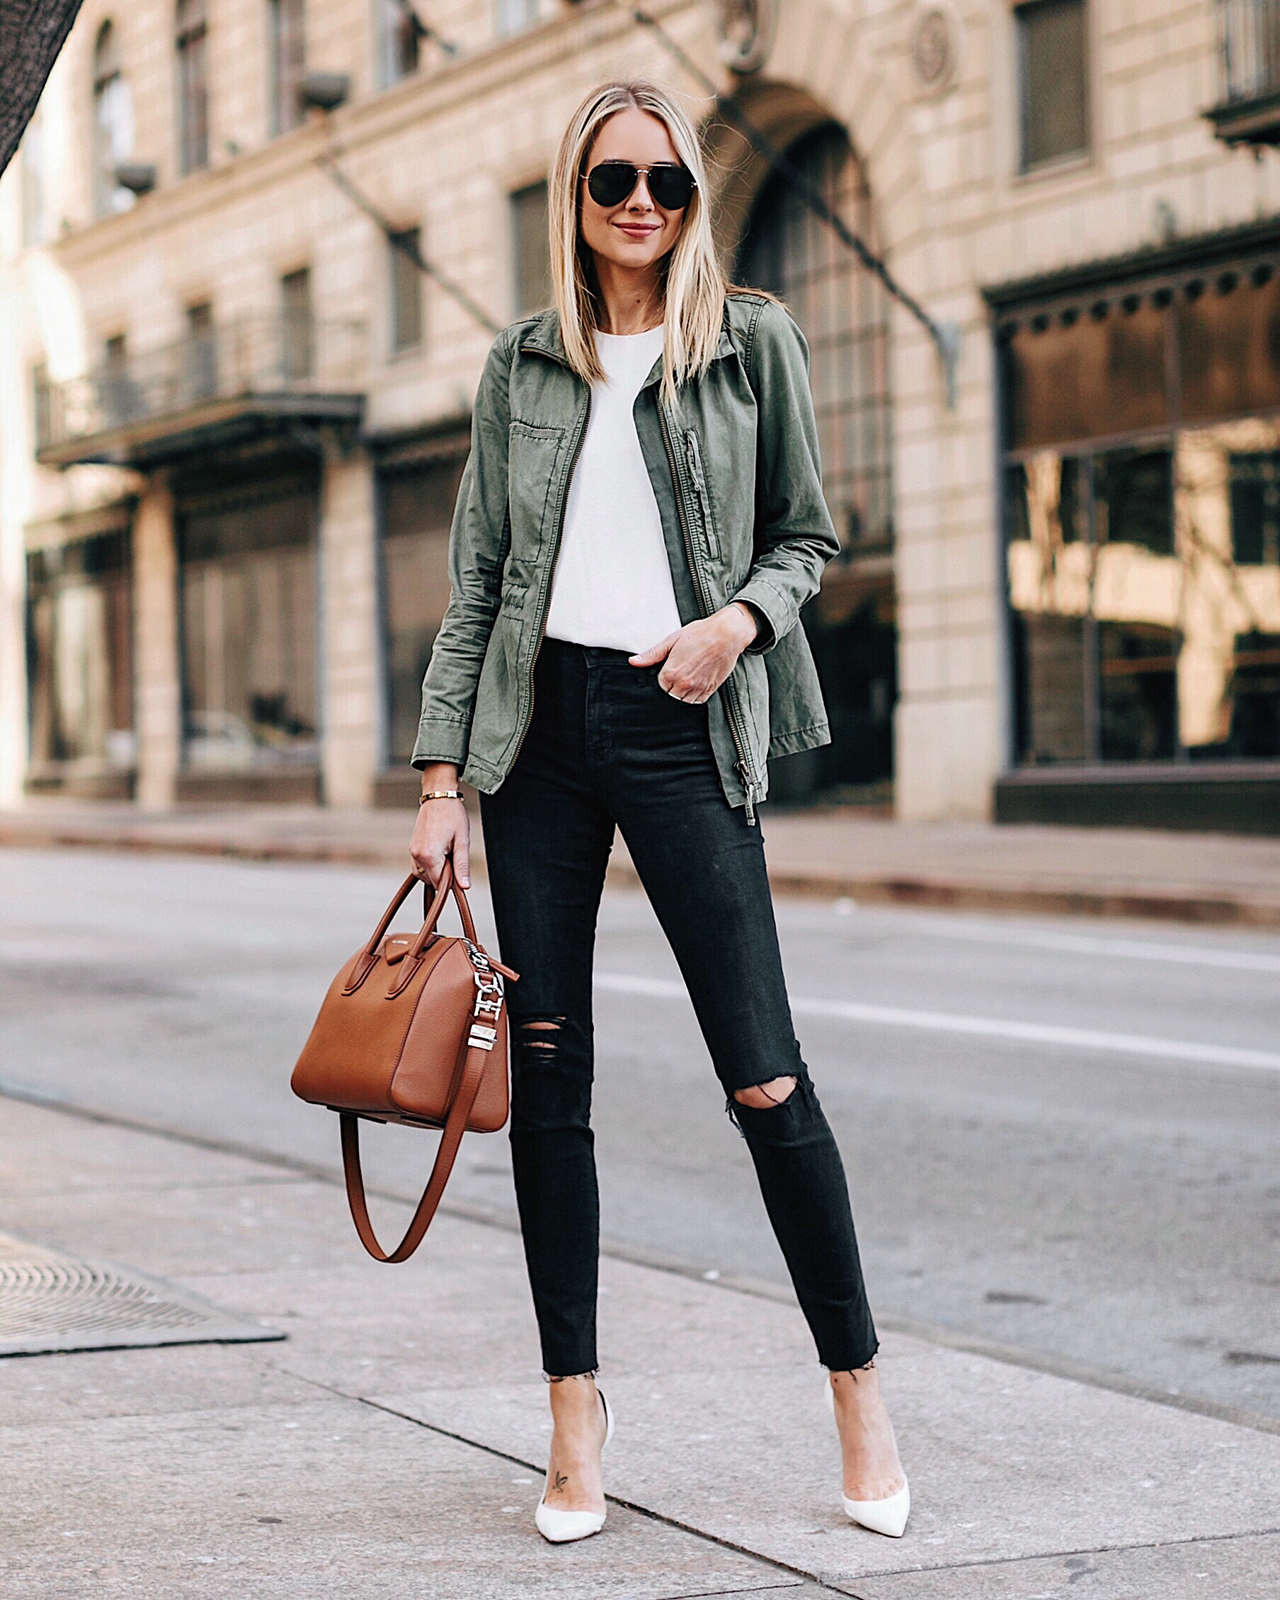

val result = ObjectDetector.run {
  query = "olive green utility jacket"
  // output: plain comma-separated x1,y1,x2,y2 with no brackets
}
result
412,290,840,821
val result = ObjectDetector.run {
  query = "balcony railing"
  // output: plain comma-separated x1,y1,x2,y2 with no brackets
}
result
36,313,366,465
1208,0,1280,142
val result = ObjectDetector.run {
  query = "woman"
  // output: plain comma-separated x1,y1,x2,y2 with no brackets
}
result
410,80,908,1544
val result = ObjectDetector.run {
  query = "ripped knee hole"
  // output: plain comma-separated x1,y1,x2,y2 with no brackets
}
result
732,1075,798,1110
518,1017,564,1053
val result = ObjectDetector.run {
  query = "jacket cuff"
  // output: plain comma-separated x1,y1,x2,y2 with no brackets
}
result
411,717,470,770
731,576,795,655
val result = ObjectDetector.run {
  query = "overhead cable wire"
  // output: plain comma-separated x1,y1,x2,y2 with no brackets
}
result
315,151,502,335
623,2,961,406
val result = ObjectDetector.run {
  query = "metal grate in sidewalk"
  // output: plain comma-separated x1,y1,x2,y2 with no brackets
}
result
0,1232,285,1357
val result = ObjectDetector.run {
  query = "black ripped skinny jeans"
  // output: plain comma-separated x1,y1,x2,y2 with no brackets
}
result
479,638,878,1378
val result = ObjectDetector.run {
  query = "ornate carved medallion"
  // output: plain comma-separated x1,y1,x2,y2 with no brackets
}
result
911,5,961,96
716,0,777,75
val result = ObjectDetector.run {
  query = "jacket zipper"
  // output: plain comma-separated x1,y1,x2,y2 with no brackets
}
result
684,430,721,561
505,390,592,773
658,401,763,824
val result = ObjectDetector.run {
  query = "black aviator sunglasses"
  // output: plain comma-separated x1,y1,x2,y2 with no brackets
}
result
584,160,696,212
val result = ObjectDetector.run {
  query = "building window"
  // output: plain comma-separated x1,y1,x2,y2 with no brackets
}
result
184,301,217,403
1000,261,1280,767
1016,0,1088,171
26,531,135,778
32,362,53,452
93,21,135,217
377,0,419,87
177,459,319,772
269,0,306,135
176,0,209,174
495,0,538,38
737,121,896,800
378,446,468,764
100,332,143,428
389,229,423,353
280,267,313,380
22,107,47,246
511,180,551,316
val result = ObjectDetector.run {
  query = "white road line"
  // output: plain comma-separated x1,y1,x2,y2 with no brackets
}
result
849,914,1280,975
594,973,1280,1073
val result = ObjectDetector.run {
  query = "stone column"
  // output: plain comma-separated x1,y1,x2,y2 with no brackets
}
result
318,438,380,808
133,475,181,811
891,304,1004,823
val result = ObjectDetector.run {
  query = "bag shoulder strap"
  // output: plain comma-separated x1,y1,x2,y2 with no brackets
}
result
339,1034,488,1264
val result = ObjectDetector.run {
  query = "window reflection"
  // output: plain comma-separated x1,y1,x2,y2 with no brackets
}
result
1001,259,1280,765
1174,421,1280,758
1005,424,1280,763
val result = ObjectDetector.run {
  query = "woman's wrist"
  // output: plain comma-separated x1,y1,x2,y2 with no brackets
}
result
419,762,460,797
726,601,761,648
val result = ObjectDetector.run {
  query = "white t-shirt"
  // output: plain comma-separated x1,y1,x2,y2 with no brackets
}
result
544,325,683,654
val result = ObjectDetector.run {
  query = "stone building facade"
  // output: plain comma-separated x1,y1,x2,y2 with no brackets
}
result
2,0,1278,828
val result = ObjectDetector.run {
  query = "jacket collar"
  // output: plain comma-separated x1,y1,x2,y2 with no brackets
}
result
517,306,736,387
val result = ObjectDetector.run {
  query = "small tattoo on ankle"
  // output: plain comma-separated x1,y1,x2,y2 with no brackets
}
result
553,1471,569,1491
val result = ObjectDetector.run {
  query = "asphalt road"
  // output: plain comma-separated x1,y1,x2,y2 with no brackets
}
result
2,845,1278,1423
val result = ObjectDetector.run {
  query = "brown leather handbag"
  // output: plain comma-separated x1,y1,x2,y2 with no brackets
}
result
291,862,517,1263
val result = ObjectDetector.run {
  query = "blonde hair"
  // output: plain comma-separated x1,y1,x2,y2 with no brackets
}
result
548,81,728,411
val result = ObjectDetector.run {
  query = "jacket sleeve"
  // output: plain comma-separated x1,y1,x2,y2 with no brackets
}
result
731,298,841,654
411,329,514,769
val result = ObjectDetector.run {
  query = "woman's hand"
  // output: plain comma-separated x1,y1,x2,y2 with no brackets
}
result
628,602,759,703
410,763,471,888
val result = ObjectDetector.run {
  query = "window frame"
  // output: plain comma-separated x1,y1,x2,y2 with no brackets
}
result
509,179,551,318
269,0,306,138
388,227,424,356
995,256,1280,772
92,20,134,218
1014,0,1091,177
494,0,539,40
175,0,210,175
375,0,420,89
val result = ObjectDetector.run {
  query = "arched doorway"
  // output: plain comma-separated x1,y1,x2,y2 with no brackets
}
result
737,121,897,804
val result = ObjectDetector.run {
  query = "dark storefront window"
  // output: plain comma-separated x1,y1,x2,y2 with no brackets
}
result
26,530,134,774
1000,258,1280,766
738,121,895,801
177,461,319,771
378,446,467,765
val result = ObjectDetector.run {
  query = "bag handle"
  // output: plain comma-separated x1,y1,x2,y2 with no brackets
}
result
343,862,512,996
339,1029,487,1263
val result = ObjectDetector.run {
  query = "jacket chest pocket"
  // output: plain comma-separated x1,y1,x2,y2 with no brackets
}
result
684,429,722,562
507,420,566,552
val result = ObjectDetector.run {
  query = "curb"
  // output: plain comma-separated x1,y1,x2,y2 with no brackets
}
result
4,822,1279,927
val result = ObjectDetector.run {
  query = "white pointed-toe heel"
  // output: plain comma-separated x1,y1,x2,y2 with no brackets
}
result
841,1479,910,1539
534,1388,614,1544
824,1373,910,1538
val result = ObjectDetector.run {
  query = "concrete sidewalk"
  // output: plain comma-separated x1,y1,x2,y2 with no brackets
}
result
3,797,1280,925
2,1094,1277,1598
